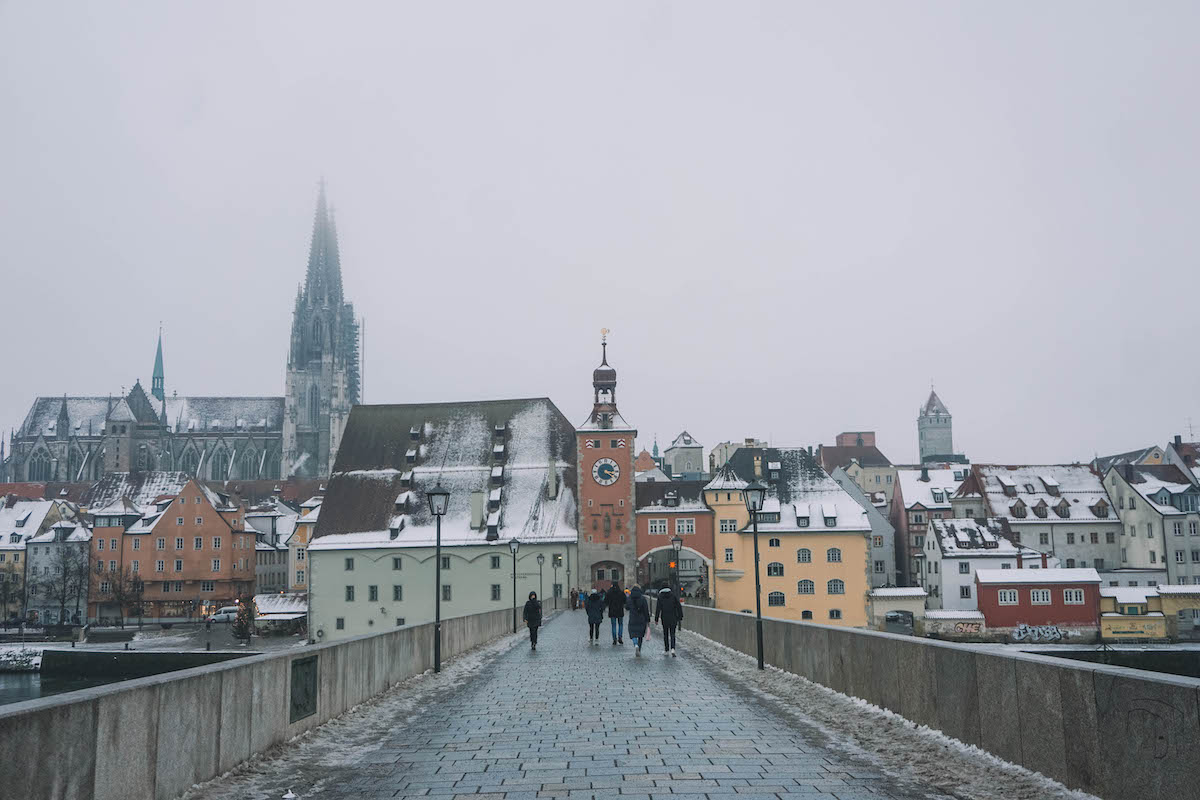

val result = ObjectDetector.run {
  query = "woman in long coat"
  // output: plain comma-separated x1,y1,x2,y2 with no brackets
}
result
625,586,651,656
522,591,543,650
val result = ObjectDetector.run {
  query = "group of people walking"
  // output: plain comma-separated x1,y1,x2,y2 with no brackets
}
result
522,582,682,657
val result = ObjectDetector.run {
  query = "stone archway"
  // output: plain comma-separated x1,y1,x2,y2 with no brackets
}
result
589,560,624,591
637,545,712,599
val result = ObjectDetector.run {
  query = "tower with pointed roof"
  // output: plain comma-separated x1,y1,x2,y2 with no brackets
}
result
283,181,361,478
576,331,637,590
917,389,953,463
151,329,165,402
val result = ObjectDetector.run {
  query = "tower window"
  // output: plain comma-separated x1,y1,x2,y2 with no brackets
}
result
308,385,321,428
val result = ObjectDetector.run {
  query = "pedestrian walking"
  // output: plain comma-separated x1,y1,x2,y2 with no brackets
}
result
523,591,543,651
568,588,577,610
626,585,651,656
654,586,683,657
584,587,605,644
605,582,625,644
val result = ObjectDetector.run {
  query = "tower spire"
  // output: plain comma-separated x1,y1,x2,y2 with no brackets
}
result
303,179,343,307
152,324,165,402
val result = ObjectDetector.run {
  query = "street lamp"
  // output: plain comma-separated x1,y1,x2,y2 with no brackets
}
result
671,535,683,594
509,538,520,633
552,554,562,610
743,479,767,670
536,553,545,608
427,484,450,674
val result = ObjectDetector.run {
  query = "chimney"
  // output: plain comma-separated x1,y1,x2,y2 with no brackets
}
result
470,490,486,529
920,467,929,481
1042,552,1048,568
1017,552,1023,569
1175,434,1183,446
547,457,558,499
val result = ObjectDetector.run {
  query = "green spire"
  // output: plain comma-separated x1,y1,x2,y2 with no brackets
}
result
152,327,165,402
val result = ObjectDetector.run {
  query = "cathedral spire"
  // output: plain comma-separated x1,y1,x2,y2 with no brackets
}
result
303,179,343,307
152,326,165,402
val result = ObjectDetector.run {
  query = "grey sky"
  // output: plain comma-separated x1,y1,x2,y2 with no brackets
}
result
2,2,1198,466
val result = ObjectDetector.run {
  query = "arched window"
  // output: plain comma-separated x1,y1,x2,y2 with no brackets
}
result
240,449,258,480
136,445,148,471
826,547,842,563
801,610,813,620
797,579,814,595
211,448,229,481
766,562,784,577
827,579,845,595
180,449,198,476
308,385,321,429
310,318,324,358
768,537,781,548
27,450,51,482
767,591,785,607
797,548,811,563
67,449,82,482
266,451,282,479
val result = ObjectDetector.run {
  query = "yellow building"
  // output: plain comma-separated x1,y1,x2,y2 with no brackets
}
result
286,495,321,592
706,451,873,627
1099,585,1200,640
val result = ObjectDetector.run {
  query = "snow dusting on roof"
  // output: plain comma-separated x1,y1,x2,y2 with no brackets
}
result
975,567,1100,584
1100,586,1156,604
975,464,1114,523
870,587,927,597
704,463,747,491
929,517,1039,559
896,468,961,510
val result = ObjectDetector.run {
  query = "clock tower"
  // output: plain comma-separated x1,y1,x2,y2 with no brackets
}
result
576,332,637,590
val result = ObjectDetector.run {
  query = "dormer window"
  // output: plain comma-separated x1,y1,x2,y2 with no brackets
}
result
493,443,506,460
494,423,506,438
400,470,413,488
1092,500,1109,518
491,465,504,485
1054,500,1071,519
932,491,943,503
409,426,420,441
406,448,417,464
1010,500,1027,518
824,516,836,527
1024,484,1036,494
1032,500,1048,518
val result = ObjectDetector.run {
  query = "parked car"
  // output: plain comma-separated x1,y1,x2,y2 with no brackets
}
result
208,606,239,623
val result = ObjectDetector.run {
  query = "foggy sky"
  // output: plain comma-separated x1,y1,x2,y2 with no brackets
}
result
2,2,1198,467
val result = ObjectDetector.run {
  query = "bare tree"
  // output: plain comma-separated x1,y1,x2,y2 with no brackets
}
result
33,545,90,625
0,563,20,625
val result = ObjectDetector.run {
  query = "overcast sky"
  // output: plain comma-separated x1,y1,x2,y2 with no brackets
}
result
2,2,1198,467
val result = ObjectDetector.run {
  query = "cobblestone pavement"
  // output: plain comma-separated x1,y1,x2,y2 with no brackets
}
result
203,612,958,800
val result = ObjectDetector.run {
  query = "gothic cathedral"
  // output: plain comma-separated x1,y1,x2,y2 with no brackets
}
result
283,182,361,478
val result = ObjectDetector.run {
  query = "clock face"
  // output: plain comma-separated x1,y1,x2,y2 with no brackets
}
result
592,458,620,486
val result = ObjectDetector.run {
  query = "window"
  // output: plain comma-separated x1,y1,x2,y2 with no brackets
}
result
440,556,450,570
193,537,202,550
1191,522,1198,536
797,548,811,563
766,562,784,577
195,517,203,526
157,537,165,550
1175,522,1185,537
345,558,354,571
212,537,222,549
958,562,970,574
720,519,738,533
874,561,885,573
826,548,842,563
296,570,305,584
801,610,813,619
675,518,695,535
827,579,845,595
100,581,110,593
1039,532,1049,546
724,548,734,563
395,617,405,626
491,584,501,601
998,589,1018,605
1147,523,1154,538
1106,531,1115,544
768,538,781,548
1192,550,1200,563
1096,558,1106,569
828,609,842,620
389,557,401,571
162,581,171,593
442,585,452,601
872,536,884,548
336,617,344,630
211,559,220,571
201,580,214,592
959,585,971,599
97,539,106,551
345,585,355,601
1031,589,1051,605
368,585,378,602
1176,550,1186,564
648,519,667,534
1063,589,1085,604
797,579,814,594
1066,532,1075,545
393,585,403,601
176,517,183,526
1150,551,1157,564
171,559,180,572
155,560,164,572
1065,558,1075,568
767,591,785,607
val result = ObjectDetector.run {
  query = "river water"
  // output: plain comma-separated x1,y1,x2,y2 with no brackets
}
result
0,672,123,706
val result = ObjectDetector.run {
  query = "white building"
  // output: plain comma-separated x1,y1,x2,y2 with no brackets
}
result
307,398,579,642
922,518,1054,610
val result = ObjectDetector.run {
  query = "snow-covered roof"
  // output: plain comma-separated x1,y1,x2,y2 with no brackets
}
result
1101,587,1156,604
28,521,91,543
163,396,284,434
84,472,191,513
929,518,1038,559
975,568,1101,585
667,431,700,450
253,592,307,616
1156,584,1200,596
636,499,711,514
920,389,950,417
635,467,671,483
924,609,984,620
0,499,57,540
870,587,927,597
704,464,747,491
313,398,578,550
576,409,635,432
1115,465,1198,517
975,464,1114,523
896,468,962,510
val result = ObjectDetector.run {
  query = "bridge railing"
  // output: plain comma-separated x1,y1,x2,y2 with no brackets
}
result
683,605,1199,800
0,607,515,800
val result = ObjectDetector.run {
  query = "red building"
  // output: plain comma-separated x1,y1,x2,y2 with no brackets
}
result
975,567,1101,640
634,481,714,597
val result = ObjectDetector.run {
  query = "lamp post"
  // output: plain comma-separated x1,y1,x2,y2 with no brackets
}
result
509,539,520,633
671,535,683,594
427,484,450,674
552,554,562,610
743,480,766,670
536,553,545,607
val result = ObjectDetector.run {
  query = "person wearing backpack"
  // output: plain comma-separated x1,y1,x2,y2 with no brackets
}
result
584,587,606,644
605,582,625,644
654,586,683,657
626,585,651,657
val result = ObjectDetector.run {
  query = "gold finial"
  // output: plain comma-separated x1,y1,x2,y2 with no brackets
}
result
601,327,609,343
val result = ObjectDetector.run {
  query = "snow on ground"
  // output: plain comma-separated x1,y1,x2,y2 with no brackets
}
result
181,629,525,800
681,630,1099,800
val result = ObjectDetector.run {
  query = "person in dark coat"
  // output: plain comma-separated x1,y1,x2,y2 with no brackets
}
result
655,586,683,656
522,591,543,650
584,588,606,644
625,586,651,656
605,583,625,644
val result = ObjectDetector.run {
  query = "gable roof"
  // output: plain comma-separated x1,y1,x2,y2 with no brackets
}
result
974,464,1115,524
920,390,949,417
819,445,891,471
724,447,870,533
704,463,748,491
313,398,578,548
667,431,700,450
83,471,191,512
635,480,709,513
1091,445,1162,473
895,467,964,511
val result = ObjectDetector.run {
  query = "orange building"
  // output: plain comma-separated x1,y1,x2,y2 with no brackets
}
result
88,479,257,622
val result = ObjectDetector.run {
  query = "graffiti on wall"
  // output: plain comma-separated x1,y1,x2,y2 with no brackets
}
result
953,621,981,634
1010,623,1063,642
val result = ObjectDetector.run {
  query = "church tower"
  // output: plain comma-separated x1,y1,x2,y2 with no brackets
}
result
917,389,953,462
283,182,361,477
576,331,637,590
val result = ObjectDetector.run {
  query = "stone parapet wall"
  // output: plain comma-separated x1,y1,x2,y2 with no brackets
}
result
683,606,1199,800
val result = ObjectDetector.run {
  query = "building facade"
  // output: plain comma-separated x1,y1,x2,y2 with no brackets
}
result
663,431,703,479
922,518,1051,610
917,390,954,463
25,520,91,625
975,568,1102,640
830,466,897,588
634,481,714,596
